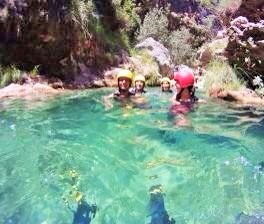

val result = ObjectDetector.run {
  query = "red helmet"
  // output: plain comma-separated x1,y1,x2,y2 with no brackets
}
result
173,69,195,88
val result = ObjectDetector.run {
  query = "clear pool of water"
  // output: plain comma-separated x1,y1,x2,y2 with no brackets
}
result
1,88,264,224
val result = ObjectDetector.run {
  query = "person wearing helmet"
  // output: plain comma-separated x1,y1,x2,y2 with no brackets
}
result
114,69,135,98
160,77,173,93
173,68,197,103
170,68,201,126
131,74,146,96
103,69,135,109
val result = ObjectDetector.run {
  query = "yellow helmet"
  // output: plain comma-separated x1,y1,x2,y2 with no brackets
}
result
117,69,133,81
160,77,171,84
134,74,146,83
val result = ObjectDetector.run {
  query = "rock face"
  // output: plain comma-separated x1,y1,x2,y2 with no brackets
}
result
135,37,173,76
233,0,264,22
199,37,229,65
0,0,126,81
225,16,264,87
224,0,264,87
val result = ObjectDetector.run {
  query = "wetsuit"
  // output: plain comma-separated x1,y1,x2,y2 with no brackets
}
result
170,87,198,116
162,90,173,93
113,89,135,99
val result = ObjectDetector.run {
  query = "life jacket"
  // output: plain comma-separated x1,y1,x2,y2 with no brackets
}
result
113,89,135,98
162,89,173,93
130,87,146,95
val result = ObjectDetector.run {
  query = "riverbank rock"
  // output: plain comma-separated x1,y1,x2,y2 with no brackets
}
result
233,0,264,22
66,64,101,89
224,0,264,86
0,0,128,81
0,83,60,100
209,87,264,106
102,68,121,87
135,38,173,77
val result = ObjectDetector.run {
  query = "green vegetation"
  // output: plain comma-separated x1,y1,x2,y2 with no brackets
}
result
0,65,40,88
113,0,140,39
129,49,160,86
168,28,196,66
0,0,133,78
137,7,205,67
0,66,22,88
137,7,169,44
70,0,94,39
203,60,243,94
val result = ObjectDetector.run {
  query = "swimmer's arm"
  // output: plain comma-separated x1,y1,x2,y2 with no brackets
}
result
171,93,177,104
102,93,114,109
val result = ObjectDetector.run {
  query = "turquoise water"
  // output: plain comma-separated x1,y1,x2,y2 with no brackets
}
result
0,88,264,224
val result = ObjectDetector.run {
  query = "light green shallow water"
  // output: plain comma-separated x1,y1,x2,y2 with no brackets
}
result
0,88,264,224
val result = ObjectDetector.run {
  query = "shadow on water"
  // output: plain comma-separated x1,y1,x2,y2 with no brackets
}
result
246,118,264,138
72,199,97,224
148,185,175,224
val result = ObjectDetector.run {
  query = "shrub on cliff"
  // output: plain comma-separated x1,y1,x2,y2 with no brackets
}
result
113,0,140,40
0,66,22,88
129,49,161,86
137,7,170,44
203,60,243,95
168,28,196,66
137,7,198,66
